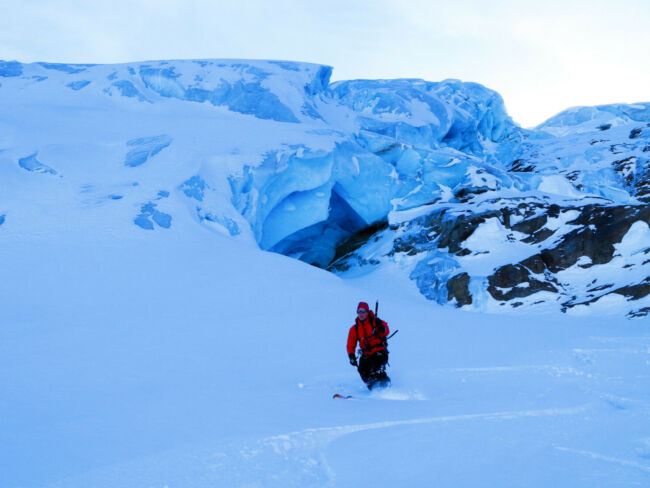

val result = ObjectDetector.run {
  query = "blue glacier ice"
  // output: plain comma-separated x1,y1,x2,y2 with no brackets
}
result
66,80,91,91
139,66,185,98
134,215,155,230
151,211,172,228
0,61,22,77
410,253,461,304
185,81,300,122
181,176,206,202
125,135,172,167
134,202,172,230
18,153,57,175
331,78,518,155
136,61,301,122
202,213,241,236
38,62,94,74
223,81,299,122
225,75,528,266
112,80,147,101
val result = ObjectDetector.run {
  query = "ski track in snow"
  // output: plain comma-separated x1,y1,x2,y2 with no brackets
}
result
199,405,592,487
436,364,587,376
46,406,589,488
554,447,650,474
42,335,650,487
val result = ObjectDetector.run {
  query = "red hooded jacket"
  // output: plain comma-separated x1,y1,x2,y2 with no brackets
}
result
347,310,389,356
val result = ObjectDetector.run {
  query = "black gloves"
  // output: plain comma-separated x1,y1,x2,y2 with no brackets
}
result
348,353,358,366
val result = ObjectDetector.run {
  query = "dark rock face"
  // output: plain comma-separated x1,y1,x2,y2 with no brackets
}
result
613,156,637,186
635,161,650,202
521,255,546,274
510,159,536,172
436,212,500,254
487,264,557,301
613,280,650,301
628,307,650,318
330,196,650,315
630,128,643,139
511,213,547,235
486,204,649,306
328,220,388,271
454,186,490,202
447,273,472,306
612,154,650,201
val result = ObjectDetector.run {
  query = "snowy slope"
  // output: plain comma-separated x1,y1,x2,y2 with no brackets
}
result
3,207,650,487
1,59,650,487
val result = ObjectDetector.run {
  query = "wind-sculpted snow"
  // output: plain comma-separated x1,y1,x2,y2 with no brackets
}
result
1,57,647,316
537,102,650,136
18,153,57,175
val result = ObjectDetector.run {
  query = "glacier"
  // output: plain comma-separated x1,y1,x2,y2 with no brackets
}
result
0,58,648,317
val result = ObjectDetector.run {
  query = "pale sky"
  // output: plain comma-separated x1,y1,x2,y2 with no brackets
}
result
1,0,648,127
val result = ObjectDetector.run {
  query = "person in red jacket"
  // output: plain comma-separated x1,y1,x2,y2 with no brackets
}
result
347,301,391,390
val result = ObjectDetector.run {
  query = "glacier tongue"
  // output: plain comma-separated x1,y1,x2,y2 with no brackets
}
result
1,58,648,316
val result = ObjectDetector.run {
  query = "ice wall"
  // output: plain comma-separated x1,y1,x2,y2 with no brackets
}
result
2,57,646,294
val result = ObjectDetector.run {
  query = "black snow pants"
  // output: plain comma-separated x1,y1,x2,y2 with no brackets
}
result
358,350,390,390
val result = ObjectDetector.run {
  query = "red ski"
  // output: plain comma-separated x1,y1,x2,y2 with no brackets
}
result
332,394,354,400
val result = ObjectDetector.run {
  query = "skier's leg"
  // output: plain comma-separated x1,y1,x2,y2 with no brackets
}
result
370,351,391,389
362,353,377,390
357,354,373,386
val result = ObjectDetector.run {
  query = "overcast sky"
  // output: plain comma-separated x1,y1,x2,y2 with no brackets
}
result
1,0,648,127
